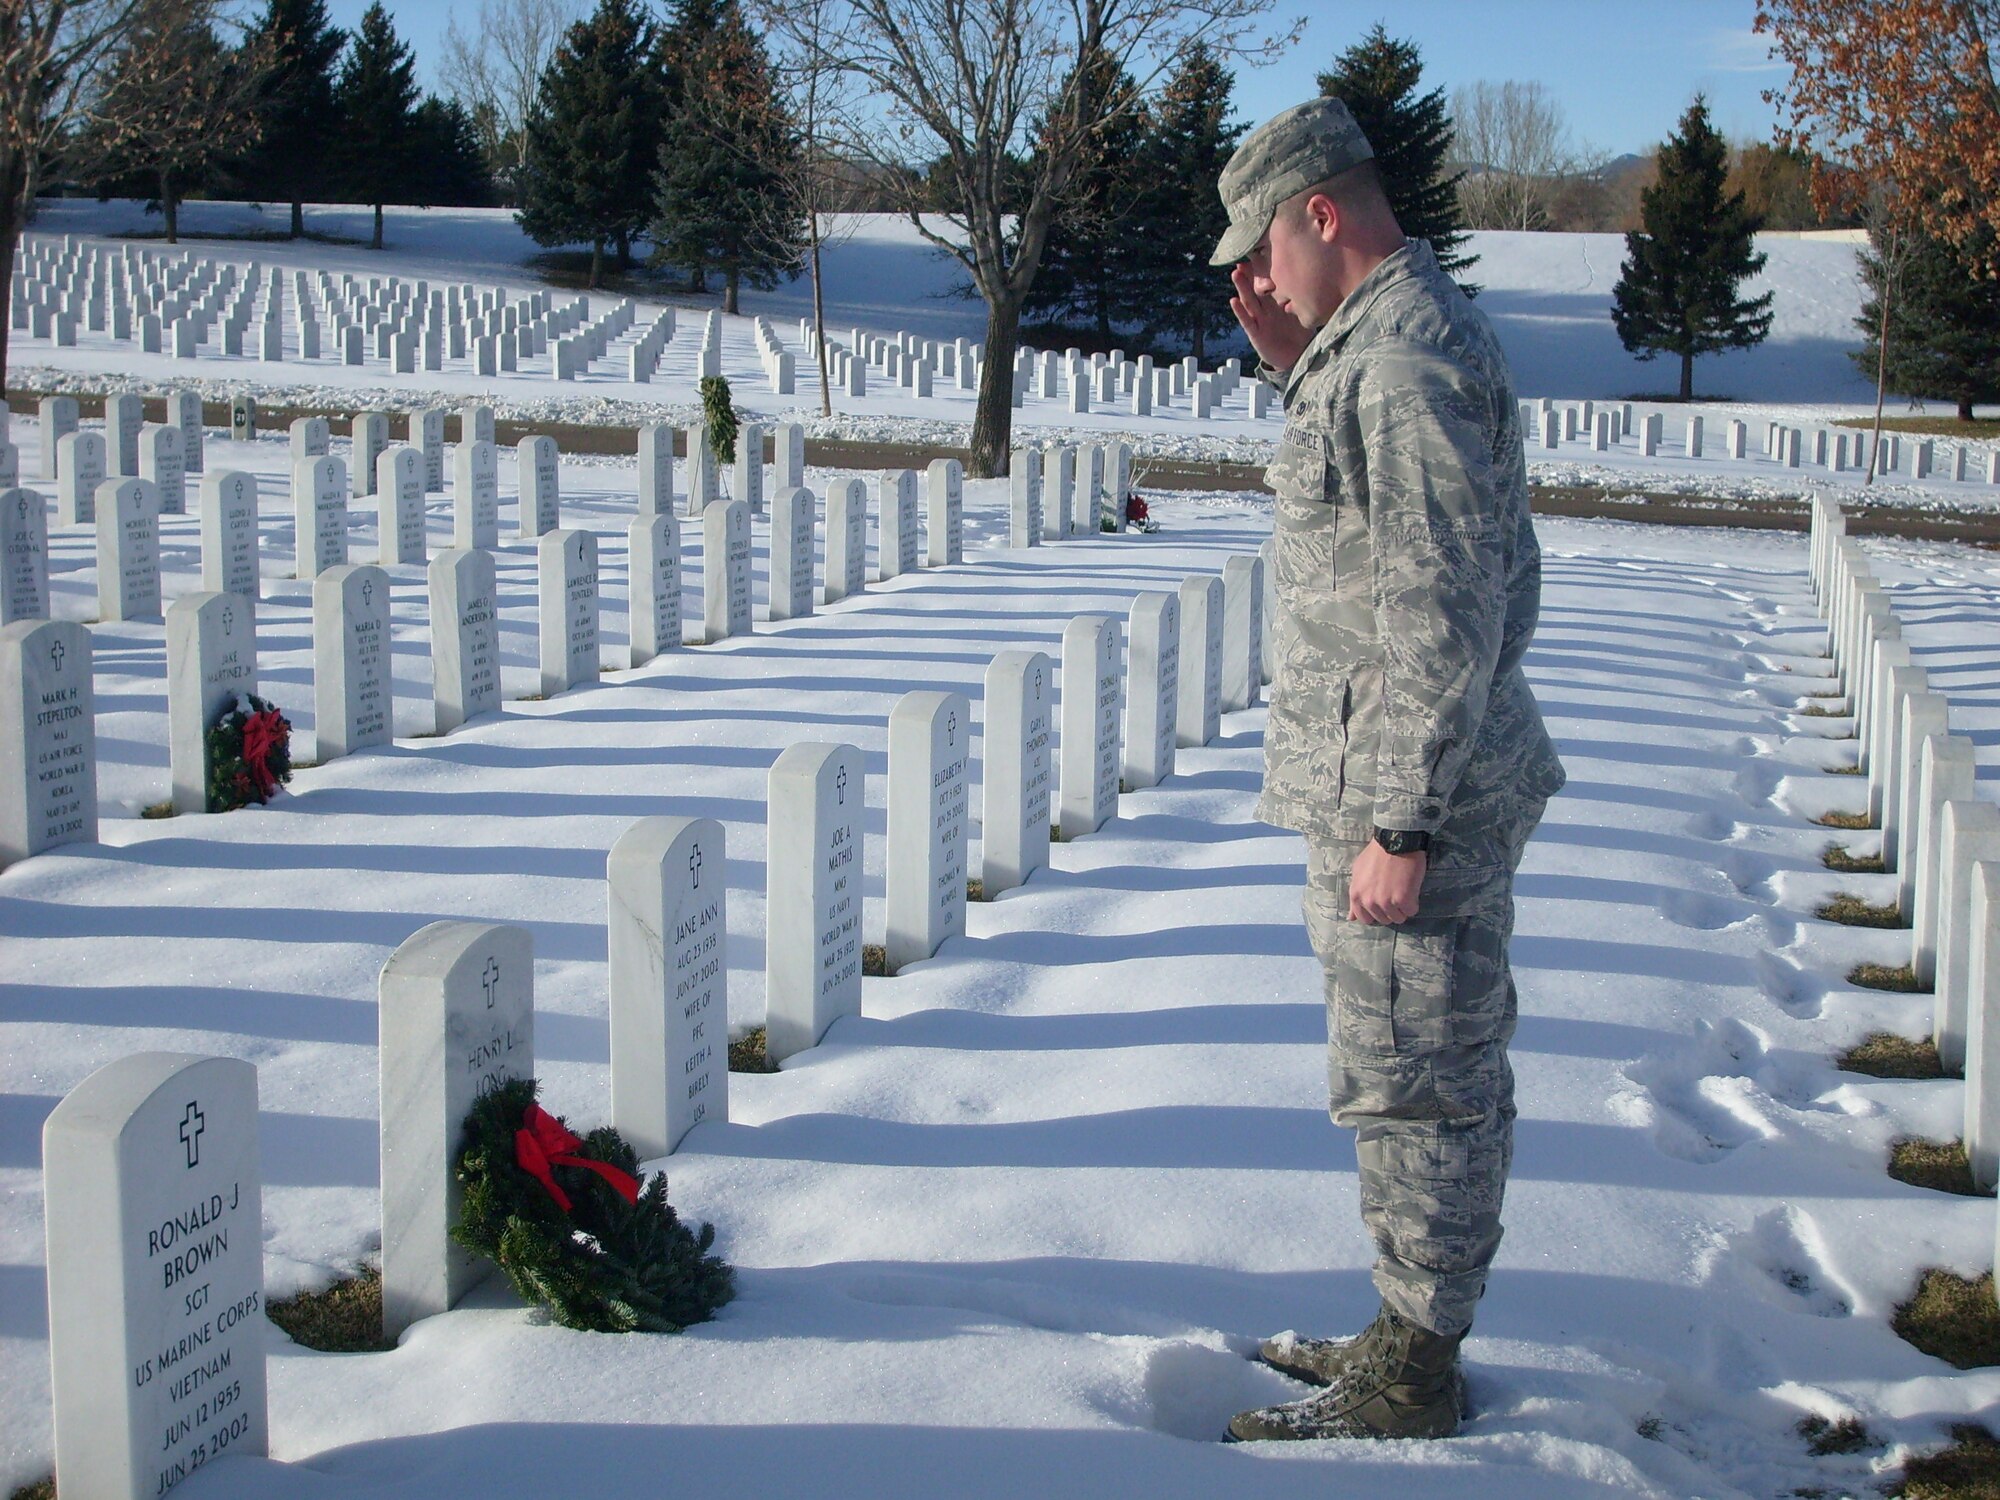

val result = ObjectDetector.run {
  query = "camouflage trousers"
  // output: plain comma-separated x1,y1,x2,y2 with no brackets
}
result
1302,835,1531,1339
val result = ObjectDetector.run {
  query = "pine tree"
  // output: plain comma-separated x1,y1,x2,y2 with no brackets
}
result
1318,24,1475,291
411,96,499,209
516,0,661,289
244,0,344,238
332,4,420,250
1024,55,1148,345
651,0,801,312
1125,44,1242,361
1853,223,2000,422
1610,96,1773,400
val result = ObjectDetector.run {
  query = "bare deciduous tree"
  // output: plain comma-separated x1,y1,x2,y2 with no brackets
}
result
755,0,1289,476
439,0,581,200
1450,79,1599,232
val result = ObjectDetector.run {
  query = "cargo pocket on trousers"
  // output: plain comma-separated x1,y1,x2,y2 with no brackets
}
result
1328,918,1458,1060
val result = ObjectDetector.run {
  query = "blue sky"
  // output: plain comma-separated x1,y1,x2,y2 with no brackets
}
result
319,0,1789,159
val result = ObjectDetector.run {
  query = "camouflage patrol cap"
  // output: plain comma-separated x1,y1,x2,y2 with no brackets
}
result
1209,96,1375,267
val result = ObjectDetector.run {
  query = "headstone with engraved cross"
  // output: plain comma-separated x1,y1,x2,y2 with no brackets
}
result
702,499,751,642
981,649,1053,896
1,488,49,624
1125,591,1180,789
378,919,534,1340
765,741,864,1063
638,424,675,517
2,618,95,864
376,445,426,566
201,472,261,602
43,1052,267,1500
429,548,499,734
629,512,682,668
608,815,728,1158
452,440,499,551
293,456,348,580
97,477,161,622
538,529,598,696
167,591,257,814
1060,614,1122,841
313,565,392,761
140,423,186,516
886,691,970,972
925,458,963,566
56,430,106,526
1221,554,1264,712
1177,575,1223,748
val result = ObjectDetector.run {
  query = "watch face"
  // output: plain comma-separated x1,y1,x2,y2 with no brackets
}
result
1375,829,1427,855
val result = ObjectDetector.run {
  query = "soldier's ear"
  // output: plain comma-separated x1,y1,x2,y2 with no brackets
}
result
1306,193,1341,245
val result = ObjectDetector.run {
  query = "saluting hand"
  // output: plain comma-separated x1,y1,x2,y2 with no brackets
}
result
1230,264,1311,375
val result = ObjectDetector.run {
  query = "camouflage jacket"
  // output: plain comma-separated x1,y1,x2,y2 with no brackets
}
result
1260,239,1565,876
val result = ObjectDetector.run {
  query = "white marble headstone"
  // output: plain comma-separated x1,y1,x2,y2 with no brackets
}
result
453,440,499,550
378,919,534,1340
166,590,257,813
824,478,867,603
886,690,970,972
1124,591,1179,790
1045,446,1074,541
685,426,717,517
105,392,144,476
40,395,79,481
411,406,445,492
608,815,728,1158
352,411,389,498
517,435,559,539
1,488,49,624
1177,575,1222,747
97,477,161,622
537,529,598,696
43,1052,267,1500
1221,554,1263,712
1060,614,1121,841
200,472,260,601
289,416,329,464
629,513,682,667
376,445,426,566
774,423,805,491
56,430,106,526
765,741,864,1063
734,423,765,515
925,459,962,566
428,548,500,733
312,564,392,760
1007,449,1041,549
702,499,751,642
140,424,186,515
981,649,1052,896
638,424,675,517
769,486,815,622
292,455,348,579
1,618,95,863
459,403,495,446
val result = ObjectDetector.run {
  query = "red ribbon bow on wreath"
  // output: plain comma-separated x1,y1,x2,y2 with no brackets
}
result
241,709,287,797
515,1103,642,1213
1126,494,1149,524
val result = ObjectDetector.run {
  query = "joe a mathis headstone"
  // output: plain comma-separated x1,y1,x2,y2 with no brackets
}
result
313,564,392,760
428,547,500,733
885,690,970,972
537,528,598,696
981,649,1053,896
2,487,49,625
1060,614,1121,841
1124,590,1180,790
167,591,257,815
43,1052,268,1500
764,741,864,1063
702,499,751,642
1,618,96,864
629,512,682,668
378,919,534,1340
608,815,727,1158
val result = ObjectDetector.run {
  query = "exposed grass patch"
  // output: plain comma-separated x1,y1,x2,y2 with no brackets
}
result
966,877,985,902
1825,762,1864,775
1822,843,1886,874
1815,808,1873,829
1635,1413,1665,1441
727,1027,775,1074
141,800,176,819
1798,1413,1875,1456
1891,1138,1986,1196
1895,1271,2000,1371
10,1477,54,1500
1797,703,1847,718
1836,415,2000,439
862,943,888,976
266,1267,394,1353
1851,961,1923,992
1840,1031,1944,1078
1817,892,1906,928
1897,1422,2000,1498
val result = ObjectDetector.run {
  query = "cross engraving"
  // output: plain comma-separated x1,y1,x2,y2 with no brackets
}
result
482,957,500,1009
49,638,65,671
361,578,374,610
221,605,234,634
179,1101,204,1168
835,765,847,805
689,843,702,889
946,710,958,740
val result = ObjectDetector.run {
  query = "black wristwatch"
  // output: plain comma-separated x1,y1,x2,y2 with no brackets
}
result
1372,827,1431,856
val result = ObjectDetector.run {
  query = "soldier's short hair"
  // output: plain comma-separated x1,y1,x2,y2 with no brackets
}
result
1280,158,1388,226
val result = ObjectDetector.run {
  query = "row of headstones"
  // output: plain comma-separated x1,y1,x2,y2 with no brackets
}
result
1807,499,2000,1229
1014,346,1267,420
1007,443,1134,541
1535,397,2000,483
0,452,981,865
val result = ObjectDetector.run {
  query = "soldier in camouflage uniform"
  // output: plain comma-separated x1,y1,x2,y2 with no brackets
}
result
1210,97,1566,1442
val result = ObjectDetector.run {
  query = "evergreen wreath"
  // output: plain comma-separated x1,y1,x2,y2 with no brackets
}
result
700,374,739,466
451,1077,735,1334
205,692,293,813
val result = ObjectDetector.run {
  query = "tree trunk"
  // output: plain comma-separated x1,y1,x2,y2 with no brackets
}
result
1193,322,1206,364
1868,229,1895,485
0,147,24,401
372,203,384,250
689,265,706,294
615,229,631,271
724,267,740,316
969,295,1024,478
162,169,178,245
1679,349,1692,401
590,238,604,290
1959,398,1974,422
810,212,832,419
290,200,303,238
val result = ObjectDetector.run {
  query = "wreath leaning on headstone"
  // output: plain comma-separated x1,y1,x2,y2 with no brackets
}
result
205,692,293,813
700,374,739,466
451,1077,735,1334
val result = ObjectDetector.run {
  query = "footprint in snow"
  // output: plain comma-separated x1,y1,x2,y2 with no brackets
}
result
1623,1019,1783,1165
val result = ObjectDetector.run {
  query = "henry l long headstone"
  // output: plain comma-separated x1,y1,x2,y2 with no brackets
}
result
702,498,751,642
768,486,815,622
429,547,499,733
1060,614,1121,841
453,440,499,550
43,1052,267,1500
518,435,559,539
608,815,727,1158
885,690,970,972
824,478,866,603
379,920,534,1340
167,591,257,814
200,473,260,601
765,741,864,1064
293,456,348,580
97,477,162,622
313,565,392,760
981,649,1052,897
2,618,95,863
1125,591,1179,790
1177,575,1223,748
2,487,48,624
538,529,598,696
925,458,962,566
629,512,682,667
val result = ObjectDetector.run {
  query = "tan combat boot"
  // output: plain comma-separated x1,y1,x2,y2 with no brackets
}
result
1256,1302,1398,1386
1228,1308,1465,1442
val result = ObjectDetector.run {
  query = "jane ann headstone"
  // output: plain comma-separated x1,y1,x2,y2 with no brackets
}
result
824,479,867,603
537,529,598,696
517,435,560,539
1060,614,1121,841
1,618,95,863
702,499,751,642
608,815,728,1158
1124,591,1179,789
428,547,500,733
629,513,682,667
43,1052,267,1500
379,920,534,1340
2,488,49,624
313,565,392,760
981,649,1052,896
885,690,970,972
765,741,864,1063
167,591,257,814
200,473,260,601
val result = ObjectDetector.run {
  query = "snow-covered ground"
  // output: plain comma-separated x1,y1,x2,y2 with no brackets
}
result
5,203,2000,1499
